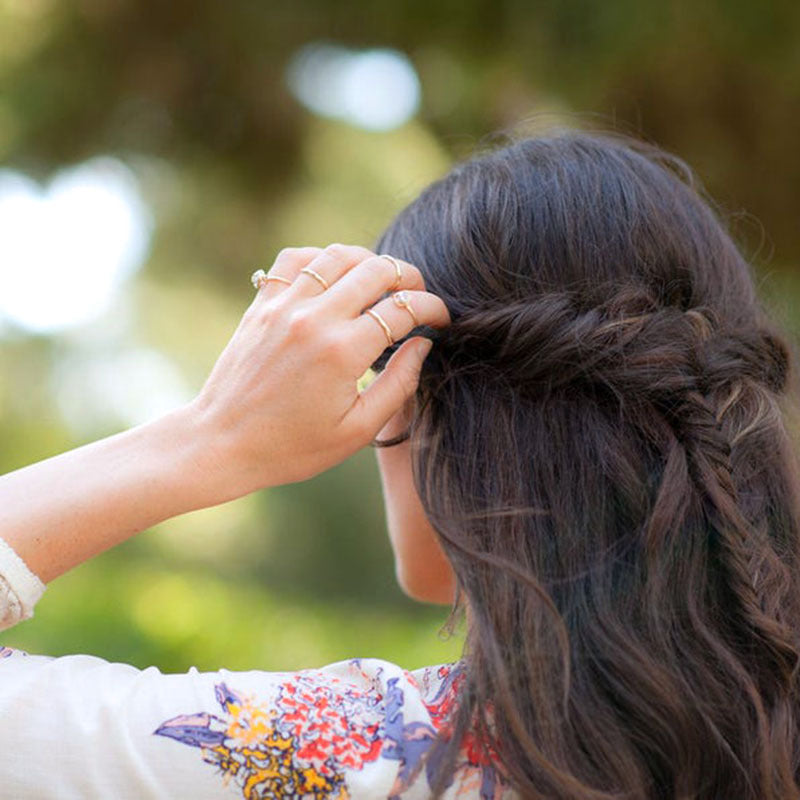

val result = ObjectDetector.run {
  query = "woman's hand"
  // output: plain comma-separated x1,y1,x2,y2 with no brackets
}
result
0,244,449,584
190,243,450,498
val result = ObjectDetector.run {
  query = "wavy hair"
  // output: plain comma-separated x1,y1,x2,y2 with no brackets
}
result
373,132,800,799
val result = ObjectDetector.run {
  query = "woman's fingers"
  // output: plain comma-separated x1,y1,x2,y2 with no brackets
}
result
214,243,450,489
253,243,375,302
256,245,427,317
284,243,376,299
349,337,433,436
251,243,445,378
323,254,425,316
348,289,450,359
341,288,449,440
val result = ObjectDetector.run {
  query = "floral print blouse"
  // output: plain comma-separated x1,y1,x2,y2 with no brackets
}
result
0,537,510,798
0,646,510,799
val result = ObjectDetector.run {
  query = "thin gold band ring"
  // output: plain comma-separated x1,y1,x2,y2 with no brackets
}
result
379,254,403,291
366,308,394,345
300,267,330,291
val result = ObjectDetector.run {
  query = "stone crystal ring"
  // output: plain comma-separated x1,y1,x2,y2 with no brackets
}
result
251,269,292,289
392,290,419,327
251,269,267,289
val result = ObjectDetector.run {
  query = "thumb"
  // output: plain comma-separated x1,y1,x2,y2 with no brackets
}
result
355,337,432,434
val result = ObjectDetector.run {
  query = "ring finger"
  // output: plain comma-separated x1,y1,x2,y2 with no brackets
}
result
323,254,425,318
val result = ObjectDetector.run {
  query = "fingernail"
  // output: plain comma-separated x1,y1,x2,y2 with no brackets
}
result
418,339,433,358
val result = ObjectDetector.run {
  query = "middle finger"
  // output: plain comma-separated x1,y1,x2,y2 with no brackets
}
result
323,254,426,318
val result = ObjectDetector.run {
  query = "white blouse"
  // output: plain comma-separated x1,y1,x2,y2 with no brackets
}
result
0,540,510,800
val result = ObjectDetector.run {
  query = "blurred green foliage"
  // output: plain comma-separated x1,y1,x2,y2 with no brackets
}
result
0,0,798,672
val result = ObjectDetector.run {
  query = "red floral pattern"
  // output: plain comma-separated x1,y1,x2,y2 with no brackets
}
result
155,660,507,800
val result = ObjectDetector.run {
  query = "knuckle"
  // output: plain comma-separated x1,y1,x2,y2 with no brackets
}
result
352,244,376,260
286,308,318,338
364,257,387,281
275,246,300,263
324,242,350,261
323,333,352,363
254,304,279,329
275,246,321,265
260,291,290,323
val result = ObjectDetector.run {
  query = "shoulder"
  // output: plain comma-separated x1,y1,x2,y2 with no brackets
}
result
0,650,506,799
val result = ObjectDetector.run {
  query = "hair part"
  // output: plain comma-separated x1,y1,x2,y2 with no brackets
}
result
374,131,800,799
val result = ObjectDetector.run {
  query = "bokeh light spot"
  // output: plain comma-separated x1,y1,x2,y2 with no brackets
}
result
0,157,151,335
286,44,421,132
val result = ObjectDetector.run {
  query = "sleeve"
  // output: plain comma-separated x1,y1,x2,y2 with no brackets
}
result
0,537,46,631
0,648,484,800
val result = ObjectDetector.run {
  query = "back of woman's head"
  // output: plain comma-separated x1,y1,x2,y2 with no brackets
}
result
375,131,800,799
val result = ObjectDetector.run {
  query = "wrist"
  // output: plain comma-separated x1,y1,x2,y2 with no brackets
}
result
0,403,247,584
156,402,245,510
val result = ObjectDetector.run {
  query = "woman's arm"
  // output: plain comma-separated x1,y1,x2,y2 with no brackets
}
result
0,406,228,583
0,244,449,585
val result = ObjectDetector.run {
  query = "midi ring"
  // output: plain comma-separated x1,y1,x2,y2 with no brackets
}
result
392,290,418,327
379,254,403,291
366,308,394,346
299,266,330,291
251,269,292,289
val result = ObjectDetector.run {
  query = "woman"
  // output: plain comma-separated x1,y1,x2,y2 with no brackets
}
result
1,130,798,799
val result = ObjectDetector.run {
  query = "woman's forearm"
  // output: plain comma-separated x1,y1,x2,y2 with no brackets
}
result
0,245,447,587
0,405,228,584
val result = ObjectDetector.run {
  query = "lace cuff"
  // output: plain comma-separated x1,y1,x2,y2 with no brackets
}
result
0,538,45,632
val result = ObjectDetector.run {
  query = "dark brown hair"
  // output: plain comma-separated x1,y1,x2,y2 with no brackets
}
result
374,131,800,799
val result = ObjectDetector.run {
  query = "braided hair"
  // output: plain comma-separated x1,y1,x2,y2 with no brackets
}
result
374,131,800,799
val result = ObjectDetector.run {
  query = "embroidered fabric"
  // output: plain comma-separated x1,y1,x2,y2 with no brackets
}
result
0,537,46,631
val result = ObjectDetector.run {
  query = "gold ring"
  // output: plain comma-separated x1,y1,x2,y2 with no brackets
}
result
392,290,419,327
251,269,292,289
366,308,394,345
300,267,330,291
380,254,403,291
